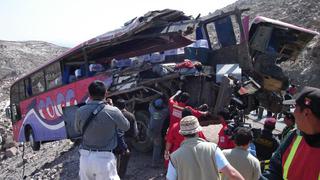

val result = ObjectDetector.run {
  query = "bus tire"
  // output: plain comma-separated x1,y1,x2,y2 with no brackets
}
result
28,128,40,151
131,111,153,153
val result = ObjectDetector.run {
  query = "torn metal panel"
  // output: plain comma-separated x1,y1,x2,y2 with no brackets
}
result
249,16,319,63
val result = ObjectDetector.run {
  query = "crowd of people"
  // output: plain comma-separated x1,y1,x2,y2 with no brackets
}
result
74,80,320,180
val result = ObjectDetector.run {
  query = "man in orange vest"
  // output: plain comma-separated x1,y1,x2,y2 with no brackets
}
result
262,86,320,180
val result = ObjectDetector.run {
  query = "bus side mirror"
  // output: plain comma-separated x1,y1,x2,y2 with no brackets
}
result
5,107,11,119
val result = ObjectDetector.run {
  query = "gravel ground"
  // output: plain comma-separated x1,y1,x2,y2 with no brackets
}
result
0,119,283,180
0,124,222,180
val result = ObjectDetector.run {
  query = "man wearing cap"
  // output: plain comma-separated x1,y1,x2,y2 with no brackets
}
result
148,98,169,167
253,117,280,161
164,108,207,168
166,115,244,180
262,86,320,180
75,80,130,180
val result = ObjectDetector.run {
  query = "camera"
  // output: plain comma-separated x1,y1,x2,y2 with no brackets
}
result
224,97,252,137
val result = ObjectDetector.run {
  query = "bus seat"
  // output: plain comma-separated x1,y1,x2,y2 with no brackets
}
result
75,69,82,79
54,76,62,86
27,85,32,96
89,64,105,76
69,75,76,83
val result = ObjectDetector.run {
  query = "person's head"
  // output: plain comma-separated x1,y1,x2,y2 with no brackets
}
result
88,80,106,100
178,92,190,104
179,115,202,138
153,98,164,109
284,86,320,134
283,112,295,127
194,62,203,72
234,127,253,147
217,110,231,123
182,108,193,118
115,99,126,110
264,117,276,131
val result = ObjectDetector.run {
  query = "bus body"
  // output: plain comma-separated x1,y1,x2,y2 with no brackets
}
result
8,9,318,151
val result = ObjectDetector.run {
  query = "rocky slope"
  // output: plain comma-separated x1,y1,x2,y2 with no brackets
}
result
0,40,68,112
0,41,68,176
0,0,319,179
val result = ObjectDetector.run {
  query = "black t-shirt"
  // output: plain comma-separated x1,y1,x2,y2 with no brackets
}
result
254,129,280,161
121,109,138,138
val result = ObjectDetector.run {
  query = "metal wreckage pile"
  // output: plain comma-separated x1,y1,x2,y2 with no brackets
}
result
61,8,318,151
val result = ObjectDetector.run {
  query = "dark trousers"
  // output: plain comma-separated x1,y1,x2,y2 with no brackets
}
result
116,151,131,178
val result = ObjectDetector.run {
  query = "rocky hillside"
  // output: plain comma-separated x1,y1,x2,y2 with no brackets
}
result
0,40,68,161
0,40,68,80
0,40,68,117
0,40,68,107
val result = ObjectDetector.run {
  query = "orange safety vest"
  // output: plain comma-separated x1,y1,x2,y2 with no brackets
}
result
282,135,320,180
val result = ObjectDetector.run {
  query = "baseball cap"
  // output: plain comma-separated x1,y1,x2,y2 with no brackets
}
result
283,86,320,118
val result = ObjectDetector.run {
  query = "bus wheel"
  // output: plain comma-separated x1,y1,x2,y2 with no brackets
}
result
28,128,40,151
131,111,153,153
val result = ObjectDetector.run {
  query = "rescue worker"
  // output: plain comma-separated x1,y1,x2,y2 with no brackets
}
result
217,110,236,150
262,86,320,180
253,117,280,161
168,90,207,128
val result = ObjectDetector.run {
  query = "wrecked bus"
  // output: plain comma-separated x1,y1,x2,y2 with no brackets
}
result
8,8,319,151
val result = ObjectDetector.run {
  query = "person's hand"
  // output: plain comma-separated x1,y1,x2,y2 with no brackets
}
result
123,148,130,155
198,104,209,111
119,148,130,155
164,150,170,160
106,98,113,106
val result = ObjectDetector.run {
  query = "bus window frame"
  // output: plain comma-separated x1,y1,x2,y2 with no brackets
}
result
10,82,21,122
30,70,46,95
44,61,63,90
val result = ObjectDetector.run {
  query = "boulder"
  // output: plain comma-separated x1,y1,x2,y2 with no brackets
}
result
5,147,18,158
3,136,17,149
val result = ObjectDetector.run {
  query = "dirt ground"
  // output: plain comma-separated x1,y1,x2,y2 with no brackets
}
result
0,117,283,180
0,124,222,180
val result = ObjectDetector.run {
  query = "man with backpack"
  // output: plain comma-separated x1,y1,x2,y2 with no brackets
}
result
75,80,130,180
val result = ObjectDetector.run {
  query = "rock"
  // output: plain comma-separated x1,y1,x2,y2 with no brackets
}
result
0,153,4,160
0,126,6,135
5,147,18,158
3,136,17,149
